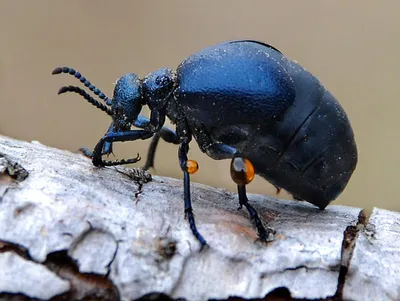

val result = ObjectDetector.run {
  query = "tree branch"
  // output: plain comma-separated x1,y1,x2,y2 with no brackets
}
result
0,135,398,301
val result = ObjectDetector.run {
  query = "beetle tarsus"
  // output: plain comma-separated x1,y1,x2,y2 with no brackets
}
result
99,155,141,167
238,184,275,242
79,147,94,158
91,130,152,167
186,205,207,248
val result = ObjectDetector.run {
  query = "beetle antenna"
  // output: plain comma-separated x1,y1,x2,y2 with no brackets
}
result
58,85,113,116
52,67,112,105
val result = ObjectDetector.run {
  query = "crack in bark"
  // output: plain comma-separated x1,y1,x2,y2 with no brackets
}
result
0,292,43,300
44,250,120,301
259,264,340,280
0,242,70,300
169,250,196,298
106,240,119,277
0,240,120,301
68,227,119,277
0,240,33,261
334,209,368,301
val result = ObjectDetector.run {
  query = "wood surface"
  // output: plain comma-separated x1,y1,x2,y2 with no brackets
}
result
0,135,398,301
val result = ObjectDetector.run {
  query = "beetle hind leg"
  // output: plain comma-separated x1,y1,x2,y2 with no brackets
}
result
231,156,275,242
237,184,275,242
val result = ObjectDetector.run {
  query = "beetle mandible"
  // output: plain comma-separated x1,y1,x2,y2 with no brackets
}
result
52,40,358,248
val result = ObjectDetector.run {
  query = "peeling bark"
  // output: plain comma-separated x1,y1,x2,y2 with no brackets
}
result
0,135,399,301
68,228,118,275
343,208,400,301
0,251,70,299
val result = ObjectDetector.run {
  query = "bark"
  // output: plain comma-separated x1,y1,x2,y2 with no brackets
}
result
0,135,398,301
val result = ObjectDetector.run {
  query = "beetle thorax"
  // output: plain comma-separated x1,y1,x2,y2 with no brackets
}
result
142,68,176,111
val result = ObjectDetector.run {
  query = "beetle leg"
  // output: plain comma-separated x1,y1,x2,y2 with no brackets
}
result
80,143,113,158
80,147,94,158
204,143,237,160
101,122,115,156
80,122,115,159
230,156,275,242
237,184,275,242
191,125,237,160
143,129,180,169
178,141,207,249
133,115,180,170
92,130,153,167
142,134,161,170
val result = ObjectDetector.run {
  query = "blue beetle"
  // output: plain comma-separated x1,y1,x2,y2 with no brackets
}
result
52,40,358,248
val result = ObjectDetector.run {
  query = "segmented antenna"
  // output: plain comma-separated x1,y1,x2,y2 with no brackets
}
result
58,85,113,116
52,67,112,105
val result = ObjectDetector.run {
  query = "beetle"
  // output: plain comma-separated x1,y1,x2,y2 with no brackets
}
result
52,40,358,248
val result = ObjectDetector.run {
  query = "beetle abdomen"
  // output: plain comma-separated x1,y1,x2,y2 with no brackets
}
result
174,41,296,126
174,40,357,209
247,61,357,209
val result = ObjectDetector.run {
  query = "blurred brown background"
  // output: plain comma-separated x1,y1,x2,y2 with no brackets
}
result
0,1,399,212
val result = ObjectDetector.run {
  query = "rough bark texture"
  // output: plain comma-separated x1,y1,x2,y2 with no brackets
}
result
342,208,400,300
0,135,398,301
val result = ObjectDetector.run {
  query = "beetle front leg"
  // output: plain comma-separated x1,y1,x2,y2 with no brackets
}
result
92,130,153,167
132,115,180,170
100,122,115,156
178,141,207,249
231,157,275,242
80,122,115,158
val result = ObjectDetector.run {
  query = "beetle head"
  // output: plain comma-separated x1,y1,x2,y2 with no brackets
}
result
142,68,176,111
112,73,144,129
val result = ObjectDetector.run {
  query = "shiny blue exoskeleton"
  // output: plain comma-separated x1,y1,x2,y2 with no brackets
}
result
52,40,358,248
